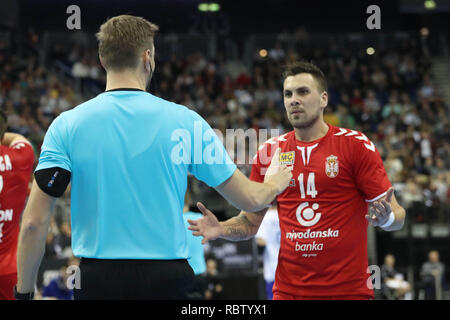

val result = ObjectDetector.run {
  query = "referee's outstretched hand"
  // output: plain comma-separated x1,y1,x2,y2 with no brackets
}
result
187,202,222,244
264,148,293,195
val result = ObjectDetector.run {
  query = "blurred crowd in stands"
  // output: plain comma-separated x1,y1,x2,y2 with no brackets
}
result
0,28,449,299
1,29,448,223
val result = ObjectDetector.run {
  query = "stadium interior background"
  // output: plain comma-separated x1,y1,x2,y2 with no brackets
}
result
0,0,449,299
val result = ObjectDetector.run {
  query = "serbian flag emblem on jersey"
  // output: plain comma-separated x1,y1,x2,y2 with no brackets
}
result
325,155,339,178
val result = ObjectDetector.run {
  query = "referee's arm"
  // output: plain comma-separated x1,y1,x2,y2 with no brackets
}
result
215,149,292,212
16,180,57,294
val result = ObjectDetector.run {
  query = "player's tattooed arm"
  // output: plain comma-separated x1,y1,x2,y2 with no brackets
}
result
221,213,260,241
188,203,268,244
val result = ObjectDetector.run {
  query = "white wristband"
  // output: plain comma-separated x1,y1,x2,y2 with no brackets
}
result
379,211,395,229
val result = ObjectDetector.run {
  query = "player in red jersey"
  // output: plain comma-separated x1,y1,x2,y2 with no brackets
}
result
0,110,35,300
188,61,406,300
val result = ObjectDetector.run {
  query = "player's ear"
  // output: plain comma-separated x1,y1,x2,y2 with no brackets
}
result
142,49,152,72
98,54,105,69
320,91,328,108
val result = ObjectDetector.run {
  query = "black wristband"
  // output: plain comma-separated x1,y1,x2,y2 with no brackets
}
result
13,286,34,300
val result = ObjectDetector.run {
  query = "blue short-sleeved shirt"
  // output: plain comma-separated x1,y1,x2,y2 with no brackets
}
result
36,89,236,259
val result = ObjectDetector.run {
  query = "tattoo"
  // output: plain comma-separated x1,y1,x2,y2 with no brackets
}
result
223,214,257,241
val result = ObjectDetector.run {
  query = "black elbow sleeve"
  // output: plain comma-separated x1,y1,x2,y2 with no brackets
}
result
34,167,71,197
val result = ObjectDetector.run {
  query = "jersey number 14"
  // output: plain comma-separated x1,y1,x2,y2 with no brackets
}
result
298,173,318,198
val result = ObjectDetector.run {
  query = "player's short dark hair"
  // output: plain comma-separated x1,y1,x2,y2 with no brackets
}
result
282,61,328,93
0,108,7,139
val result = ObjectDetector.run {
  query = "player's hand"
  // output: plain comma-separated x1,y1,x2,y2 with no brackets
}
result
264,148,293,194
187,202,223,244
365,187,394,227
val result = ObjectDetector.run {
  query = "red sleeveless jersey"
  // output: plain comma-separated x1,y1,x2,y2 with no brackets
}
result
250,124,391,297
0,141,34,275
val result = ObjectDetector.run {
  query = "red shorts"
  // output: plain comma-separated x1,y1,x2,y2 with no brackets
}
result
273,291,372,300
0,273,17,300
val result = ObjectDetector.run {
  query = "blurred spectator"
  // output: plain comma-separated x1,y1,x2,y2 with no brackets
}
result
72,55,90,79
43,218,72,260
418,250,446,300
385,152,404,184
54,222,72,259
203,258,223,300
364,90,381,114
336,104,356,129
323,106,340,127
41,257,79,300
350,88,364,110
381,93,402,119
269,42,285,62
419,74,435,99
380,254,412,300
44,218,61,259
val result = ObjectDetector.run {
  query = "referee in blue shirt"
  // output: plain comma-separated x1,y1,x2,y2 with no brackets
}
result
14,15,292,300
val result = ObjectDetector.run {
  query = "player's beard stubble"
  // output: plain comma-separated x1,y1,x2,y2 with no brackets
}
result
287,107,322,130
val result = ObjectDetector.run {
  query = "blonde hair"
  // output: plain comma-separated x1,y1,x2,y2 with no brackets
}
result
96,15,159,71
